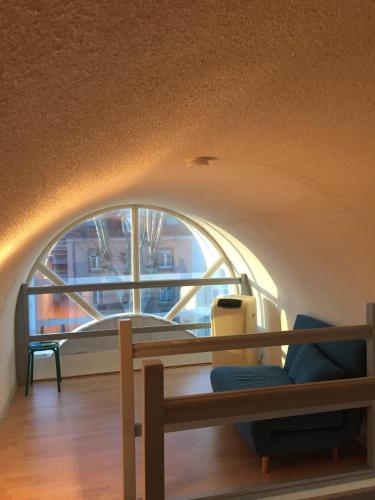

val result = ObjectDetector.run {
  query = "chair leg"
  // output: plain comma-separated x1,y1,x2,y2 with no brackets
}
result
56,347,62,382
331,447,339,461
25,351,31,396
261,456,270,473
30,351,34,385
54,349,61,392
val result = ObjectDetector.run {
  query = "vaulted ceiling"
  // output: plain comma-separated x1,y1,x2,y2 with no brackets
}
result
1,1,375,324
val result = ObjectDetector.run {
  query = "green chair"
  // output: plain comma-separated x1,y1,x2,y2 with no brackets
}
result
25,341,62,395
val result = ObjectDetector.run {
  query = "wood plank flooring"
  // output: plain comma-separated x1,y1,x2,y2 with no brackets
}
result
0,366,367,499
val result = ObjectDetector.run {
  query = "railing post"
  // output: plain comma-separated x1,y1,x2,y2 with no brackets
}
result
142,359,165,500
366,303,375,469
119,320,136,500
15,283,30,385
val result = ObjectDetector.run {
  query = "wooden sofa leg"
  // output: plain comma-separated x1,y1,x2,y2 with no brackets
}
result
331,447,339,461
261,456,269,473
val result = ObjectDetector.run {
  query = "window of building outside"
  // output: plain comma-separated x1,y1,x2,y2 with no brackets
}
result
158,248,174,269
160,287,174,303
28,206,238,338
89,252,103,272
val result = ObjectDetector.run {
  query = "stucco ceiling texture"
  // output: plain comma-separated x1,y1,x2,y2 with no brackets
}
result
1,0,375,321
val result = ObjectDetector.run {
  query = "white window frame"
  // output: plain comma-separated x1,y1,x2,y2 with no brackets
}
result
27,205,239,328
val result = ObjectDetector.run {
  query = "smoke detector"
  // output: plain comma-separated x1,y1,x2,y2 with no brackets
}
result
188,156,218,166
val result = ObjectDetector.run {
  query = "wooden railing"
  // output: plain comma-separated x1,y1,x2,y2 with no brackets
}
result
119,303,375,500
15,274,249,384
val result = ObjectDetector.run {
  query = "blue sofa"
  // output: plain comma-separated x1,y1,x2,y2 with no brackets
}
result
210,314,366,465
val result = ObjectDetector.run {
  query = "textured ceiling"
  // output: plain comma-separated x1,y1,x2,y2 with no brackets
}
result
1,0,375,321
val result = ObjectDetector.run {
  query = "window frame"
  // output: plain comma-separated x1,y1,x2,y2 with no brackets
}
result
27,205,238,331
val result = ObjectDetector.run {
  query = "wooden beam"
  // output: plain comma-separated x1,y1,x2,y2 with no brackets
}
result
119,320,136,500
163,401,371,433
163,377,375,428
135,396,371,436
28,276,241,295
366,303,375,469
142,360,165,500
30,329,118,341
29,321,211,342
133,325,371,358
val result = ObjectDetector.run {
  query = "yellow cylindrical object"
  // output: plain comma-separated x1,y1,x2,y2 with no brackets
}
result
211,295,257,367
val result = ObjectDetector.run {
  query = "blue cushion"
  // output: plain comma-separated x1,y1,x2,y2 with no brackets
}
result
284,314,333,372
211,364,344,446
211,365,292,392
317,340,366,378
288,343,345,384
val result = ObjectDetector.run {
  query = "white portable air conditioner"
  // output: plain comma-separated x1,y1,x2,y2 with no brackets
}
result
211,295,257,367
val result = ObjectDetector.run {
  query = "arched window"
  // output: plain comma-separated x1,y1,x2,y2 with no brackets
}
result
28,206,239,338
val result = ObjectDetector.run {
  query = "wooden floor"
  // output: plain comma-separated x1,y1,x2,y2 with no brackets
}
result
0,366,367,499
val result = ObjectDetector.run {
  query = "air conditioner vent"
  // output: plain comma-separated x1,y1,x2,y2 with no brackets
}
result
217,298,242,308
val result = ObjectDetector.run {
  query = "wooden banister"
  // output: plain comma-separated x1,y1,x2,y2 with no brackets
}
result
163,377,375,428
119,320,136,500
121,303,375,499
132,324,371,359
142,360,165,500
366,304,375,468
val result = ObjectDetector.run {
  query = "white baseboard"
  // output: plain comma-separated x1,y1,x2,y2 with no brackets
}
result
0,382,17,428
33,350,212,380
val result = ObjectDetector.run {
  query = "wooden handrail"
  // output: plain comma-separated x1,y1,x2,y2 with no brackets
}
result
133,324,371,358
27,276,241,295
366,303,375,468
29,321,211,342
164,377,375,428
142,370,375,498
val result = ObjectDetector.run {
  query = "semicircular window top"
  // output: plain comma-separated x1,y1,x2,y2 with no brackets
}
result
28,206,240,340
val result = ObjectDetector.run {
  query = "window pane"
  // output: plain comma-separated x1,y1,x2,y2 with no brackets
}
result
44,208,132,284
80,289,133,315
28,207,234,339
141,287,181,317
172,265,237,337
138,208,219,282
29,288,93,336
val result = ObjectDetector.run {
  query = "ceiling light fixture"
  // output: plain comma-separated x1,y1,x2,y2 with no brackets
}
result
188,156,218,166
